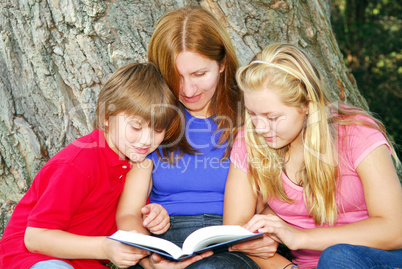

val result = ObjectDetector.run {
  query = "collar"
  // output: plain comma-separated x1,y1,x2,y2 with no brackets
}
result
90,129,132,169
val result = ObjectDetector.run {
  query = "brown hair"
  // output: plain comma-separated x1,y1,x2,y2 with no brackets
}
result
148,6,242,161
93,62,178,143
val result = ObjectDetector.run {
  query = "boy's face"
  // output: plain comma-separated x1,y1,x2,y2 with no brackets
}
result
104,112,165,162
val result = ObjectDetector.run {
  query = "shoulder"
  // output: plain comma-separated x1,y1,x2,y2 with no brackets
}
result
337,114,391,169
231,129,246,151
44,130,104,174
338,113,387,144
230,129,248,173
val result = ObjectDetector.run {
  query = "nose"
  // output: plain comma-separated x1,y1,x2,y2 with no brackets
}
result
254,118,271,135
180,77,197,97
139,128,152,146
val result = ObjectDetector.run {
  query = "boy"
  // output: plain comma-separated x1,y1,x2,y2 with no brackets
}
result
0,63,177,268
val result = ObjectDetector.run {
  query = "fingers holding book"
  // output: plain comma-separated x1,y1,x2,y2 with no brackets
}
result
148,251,214,269
105,237,151,268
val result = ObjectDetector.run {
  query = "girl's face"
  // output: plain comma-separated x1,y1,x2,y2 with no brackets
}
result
175,51,225,118
104,112,165,162
244,88,307,149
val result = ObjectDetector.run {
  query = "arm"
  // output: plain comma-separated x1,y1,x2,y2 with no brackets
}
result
116,159,169,235
301,145,402,250
223,163,257,226
246,145,402,251
24,227,149,268
223,163,291,268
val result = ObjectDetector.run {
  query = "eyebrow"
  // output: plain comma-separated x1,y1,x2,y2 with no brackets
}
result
247,109,279,116
127,117,146,125
191,68,208,74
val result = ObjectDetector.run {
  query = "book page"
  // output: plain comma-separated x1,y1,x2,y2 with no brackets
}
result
181,225,255,255
110,230,184,259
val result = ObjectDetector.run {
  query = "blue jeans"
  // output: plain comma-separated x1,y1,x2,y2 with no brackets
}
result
317,244,402,269
129,214,259,269
154,214,223,247
30,260,74,269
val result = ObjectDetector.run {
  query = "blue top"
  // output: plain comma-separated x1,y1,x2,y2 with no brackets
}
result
149,109,231,215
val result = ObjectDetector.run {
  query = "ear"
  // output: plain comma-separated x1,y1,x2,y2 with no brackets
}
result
302,103,309,115
104,118,109,128
219,59,226,74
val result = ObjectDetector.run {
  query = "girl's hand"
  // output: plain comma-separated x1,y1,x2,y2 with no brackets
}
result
229,234,278,259
142,203,170,234
144,252,213,269
103,237,150,268
244,214,303,250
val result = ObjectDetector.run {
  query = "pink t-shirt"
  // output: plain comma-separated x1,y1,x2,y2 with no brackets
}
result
230,116,391,269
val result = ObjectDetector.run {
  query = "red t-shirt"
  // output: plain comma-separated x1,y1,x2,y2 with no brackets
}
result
0,129,132,269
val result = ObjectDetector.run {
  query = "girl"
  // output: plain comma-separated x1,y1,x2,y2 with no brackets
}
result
224,43,402,269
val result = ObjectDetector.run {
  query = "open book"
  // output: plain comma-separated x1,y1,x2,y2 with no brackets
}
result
108,225,263,261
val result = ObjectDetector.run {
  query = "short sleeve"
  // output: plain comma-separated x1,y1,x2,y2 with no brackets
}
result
339,117,391,170
27,163,92,230
230,130,249,173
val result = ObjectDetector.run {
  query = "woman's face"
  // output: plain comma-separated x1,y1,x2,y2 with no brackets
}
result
175,51,224,118
244,88,307,149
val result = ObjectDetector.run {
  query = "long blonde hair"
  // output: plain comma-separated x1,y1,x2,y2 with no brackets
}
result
236,43,400,225
148,6,242,161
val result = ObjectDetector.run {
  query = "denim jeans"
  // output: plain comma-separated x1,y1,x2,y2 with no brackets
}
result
30,260,74,269
317,244,402,269
129,214,259,269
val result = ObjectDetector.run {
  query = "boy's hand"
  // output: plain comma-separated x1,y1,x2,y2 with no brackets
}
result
141,203,170,234
104,237,150,268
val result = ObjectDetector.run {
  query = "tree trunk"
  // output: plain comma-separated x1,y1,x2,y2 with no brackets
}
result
0,0,366,235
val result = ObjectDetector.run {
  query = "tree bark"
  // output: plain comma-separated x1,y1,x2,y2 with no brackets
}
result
0,0,366,235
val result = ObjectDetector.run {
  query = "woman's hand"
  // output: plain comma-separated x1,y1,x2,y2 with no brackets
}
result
229,234,278,259
142,203,170,234
142,252,213,269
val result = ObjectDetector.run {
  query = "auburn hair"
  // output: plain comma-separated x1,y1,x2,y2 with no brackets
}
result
148,6,243,162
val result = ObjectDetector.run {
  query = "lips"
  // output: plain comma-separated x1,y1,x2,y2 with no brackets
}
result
182,94,202,103
264,136,276,142
134,147,150,154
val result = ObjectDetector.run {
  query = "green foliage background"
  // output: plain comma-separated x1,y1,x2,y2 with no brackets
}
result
331,0,402,165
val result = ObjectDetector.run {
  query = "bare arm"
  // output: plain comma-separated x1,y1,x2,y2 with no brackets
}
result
246,145,402,252
223,163,291,269
116,159,169,235
24,227,149,268
301,145,402,250
223,163,257,226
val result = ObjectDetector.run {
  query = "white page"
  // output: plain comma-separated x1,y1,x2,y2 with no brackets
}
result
110,230,184,259
182,225,254,255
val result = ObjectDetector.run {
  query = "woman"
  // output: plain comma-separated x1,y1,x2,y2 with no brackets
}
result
224,42,402,268
116,6,275,269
